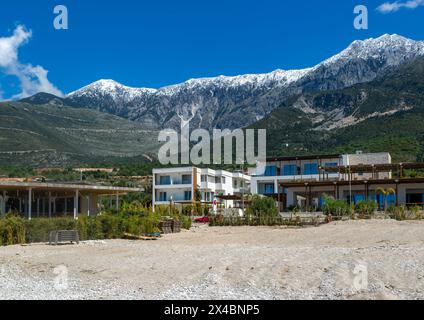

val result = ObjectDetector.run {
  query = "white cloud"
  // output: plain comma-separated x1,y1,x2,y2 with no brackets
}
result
0,25,63,100
377,0,424,13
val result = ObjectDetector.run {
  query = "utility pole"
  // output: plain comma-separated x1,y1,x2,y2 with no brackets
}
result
241,161,245,215
349,165,352,208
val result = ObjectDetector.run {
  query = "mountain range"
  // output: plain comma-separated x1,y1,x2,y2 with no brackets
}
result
2,33,424,166
251,56,424,162
24,34,424,130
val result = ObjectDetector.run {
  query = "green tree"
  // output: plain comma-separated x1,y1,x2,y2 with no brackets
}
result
375,187,396,212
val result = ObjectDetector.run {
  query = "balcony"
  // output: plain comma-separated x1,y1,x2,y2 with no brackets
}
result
156,177,192,186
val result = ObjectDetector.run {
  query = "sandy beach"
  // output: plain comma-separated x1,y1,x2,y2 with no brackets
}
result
1,219,424,300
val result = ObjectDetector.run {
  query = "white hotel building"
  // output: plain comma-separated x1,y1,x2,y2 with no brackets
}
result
250,151,424,212
152,167,250,209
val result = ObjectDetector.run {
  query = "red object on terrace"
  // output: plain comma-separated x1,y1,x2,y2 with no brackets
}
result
194,216,210,223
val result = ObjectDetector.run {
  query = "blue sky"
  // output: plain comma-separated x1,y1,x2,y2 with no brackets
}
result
0,0,423,99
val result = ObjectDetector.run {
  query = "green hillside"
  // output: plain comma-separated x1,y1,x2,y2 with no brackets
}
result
0,101,160,167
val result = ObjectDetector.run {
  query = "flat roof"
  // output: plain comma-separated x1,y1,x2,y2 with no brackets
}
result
322,163,424,173
279,177,424,188
0,182,143,195
267,154,341,162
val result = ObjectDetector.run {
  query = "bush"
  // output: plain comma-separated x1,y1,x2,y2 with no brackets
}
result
247,195,278,217
180,215,192,230
355,200,377,218
0,214,26,246
322,196,351,217
0,204,192,246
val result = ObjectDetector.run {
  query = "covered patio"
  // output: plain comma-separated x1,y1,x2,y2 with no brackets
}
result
277,178,424,212
0,182,143,219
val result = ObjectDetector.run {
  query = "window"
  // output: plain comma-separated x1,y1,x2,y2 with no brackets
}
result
282,164,297,176
201,175,207,182
215,176,221,183
264,166,277,176
325,162,338,167
184,191,192,201
324,162,338,174
221,176,226,184
304,163,318,175
264,184,274,194
182,174,191,184
159,176,171,185
158,192,167,201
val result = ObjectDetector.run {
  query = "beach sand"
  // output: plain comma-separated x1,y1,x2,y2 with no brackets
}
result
1,219,423,300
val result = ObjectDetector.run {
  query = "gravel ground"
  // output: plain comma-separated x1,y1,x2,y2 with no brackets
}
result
1,219,424,300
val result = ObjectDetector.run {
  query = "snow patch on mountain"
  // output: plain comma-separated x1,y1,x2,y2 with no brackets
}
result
64,34,424,130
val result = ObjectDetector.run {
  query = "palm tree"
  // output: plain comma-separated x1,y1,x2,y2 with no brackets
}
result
375,187,396,212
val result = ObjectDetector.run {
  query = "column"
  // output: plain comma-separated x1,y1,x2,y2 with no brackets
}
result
1,191,6,216
74,190,79,219
28,188,32,220
48,192,52,218
116,192,119,212
53,198,56,214
87,194,91,216
395,181,399,206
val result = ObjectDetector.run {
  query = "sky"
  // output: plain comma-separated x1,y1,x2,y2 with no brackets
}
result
0,0,423,99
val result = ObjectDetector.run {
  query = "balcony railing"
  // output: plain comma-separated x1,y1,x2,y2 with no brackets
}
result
156,179,192,186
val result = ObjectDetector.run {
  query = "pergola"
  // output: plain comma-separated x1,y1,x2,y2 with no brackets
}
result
321,162,424,178
0,182,143,219
277,177,424,210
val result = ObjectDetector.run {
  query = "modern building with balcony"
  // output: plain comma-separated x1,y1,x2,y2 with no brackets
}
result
152,167,250,210
251,152,424,212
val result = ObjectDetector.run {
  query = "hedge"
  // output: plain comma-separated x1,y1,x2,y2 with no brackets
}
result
0,206,192,246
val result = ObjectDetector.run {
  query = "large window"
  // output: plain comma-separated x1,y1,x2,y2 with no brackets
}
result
158,192,167,201
304,163,318,175
184,191,192,201
282,164,297,176
324,162,338,174
264,166,277,176
264,184,274,194
159,176,171,185
182,174,191,184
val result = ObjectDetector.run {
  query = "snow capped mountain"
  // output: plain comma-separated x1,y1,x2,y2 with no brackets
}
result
64,34,424,130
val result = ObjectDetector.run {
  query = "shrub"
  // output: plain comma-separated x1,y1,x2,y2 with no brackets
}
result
247,195,278,217
322,196,351,216
180,215,192,230
0,204,192,246
393,205,407,221
0,214,26,245
25,217,75,243
409,205,423,220
355,200,377,218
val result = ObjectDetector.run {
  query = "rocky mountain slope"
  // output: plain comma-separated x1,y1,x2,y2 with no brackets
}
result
59,34,424,131
250,57,424,162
